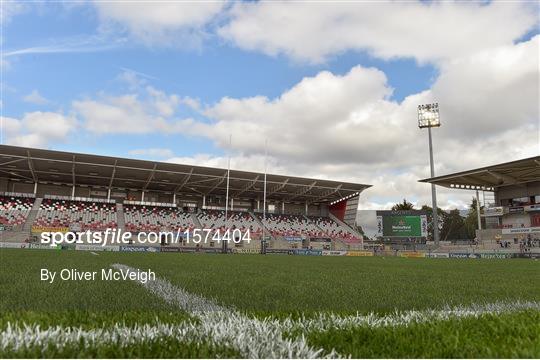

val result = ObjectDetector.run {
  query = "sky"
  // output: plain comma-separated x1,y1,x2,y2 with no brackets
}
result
1,0,539,213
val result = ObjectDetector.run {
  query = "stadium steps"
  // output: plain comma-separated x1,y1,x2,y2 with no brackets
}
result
23,197,42,231
191,212,203,229
328,213,363,239
248,210,276,241
116,203,125,231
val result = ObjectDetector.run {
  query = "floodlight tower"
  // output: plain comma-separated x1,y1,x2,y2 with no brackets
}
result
418,103,441,247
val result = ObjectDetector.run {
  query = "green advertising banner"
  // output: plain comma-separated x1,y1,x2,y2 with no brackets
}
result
382,215,422,237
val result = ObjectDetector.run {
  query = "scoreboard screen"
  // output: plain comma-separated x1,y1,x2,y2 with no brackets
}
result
376,211,428,238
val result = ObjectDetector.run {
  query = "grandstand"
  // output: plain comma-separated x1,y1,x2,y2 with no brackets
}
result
420,156,540,250
35,196,117,232
0,145,370,251
0,193,34,229
123,202,194,233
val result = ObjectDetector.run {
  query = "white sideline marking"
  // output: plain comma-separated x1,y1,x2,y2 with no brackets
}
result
280,300,540,333
110,263,330,358
90,252,99,256
2,263,539,358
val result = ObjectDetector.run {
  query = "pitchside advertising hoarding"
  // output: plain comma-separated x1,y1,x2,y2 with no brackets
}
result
376,210,428,238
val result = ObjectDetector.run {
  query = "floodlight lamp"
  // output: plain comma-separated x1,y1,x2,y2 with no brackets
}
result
418,103,441,128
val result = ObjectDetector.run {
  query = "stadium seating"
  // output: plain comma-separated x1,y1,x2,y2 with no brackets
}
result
197,210,262,234
257,213,321,237
255,213,361,243
123,204,195,232
310,216,360,241
34,198,117,231
0,194,34,227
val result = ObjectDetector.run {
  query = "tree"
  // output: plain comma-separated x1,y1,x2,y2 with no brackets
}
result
420,204,446,242
392,199,415,211
464,197,485,239
440,209,469,241
354,224,368,240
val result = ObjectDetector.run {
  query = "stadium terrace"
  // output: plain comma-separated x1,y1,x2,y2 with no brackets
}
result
0,145,370,251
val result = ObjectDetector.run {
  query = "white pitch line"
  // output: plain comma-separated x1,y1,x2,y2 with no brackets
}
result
1,322,198,353
111,264,331,358
90,252,99,256
278,300,540,334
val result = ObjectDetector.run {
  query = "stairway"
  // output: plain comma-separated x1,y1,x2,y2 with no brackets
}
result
23,197,42,231
191,211,203,229
116,203,125,230
328,213,363,239
249,210,275,241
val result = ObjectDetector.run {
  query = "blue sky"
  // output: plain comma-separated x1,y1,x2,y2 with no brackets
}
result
3,2,439,157
2,1,538,210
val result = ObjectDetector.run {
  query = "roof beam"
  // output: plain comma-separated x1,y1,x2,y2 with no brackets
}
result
205,171,227,195
458,174,498,186
26,150,37,183
0,150,370,192
288,181,317,201
267,179,289,196
71,155,76,187
143,163,157,191
234,175,260,197
108,160,118,189
0,170,33,181
307,184,343,204
0,158,25,167
487,170,517,185
174,168,193,193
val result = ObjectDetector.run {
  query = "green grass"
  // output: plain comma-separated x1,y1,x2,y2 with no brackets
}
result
0,249,174,312
0,249,191,331
2,338,241,358
1,249,539,358
113,251,540,315
307,310,540,358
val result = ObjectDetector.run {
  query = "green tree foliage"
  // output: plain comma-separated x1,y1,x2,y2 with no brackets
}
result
464,197,485,238
420,205,445,241
440,209,469,240
391,199,415,211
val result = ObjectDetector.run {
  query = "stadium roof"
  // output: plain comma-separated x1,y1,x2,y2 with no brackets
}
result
0,145,371,204
419,156,540,191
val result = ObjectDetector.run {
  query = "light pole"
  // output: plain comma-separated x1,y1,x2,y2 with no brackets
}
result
418,103,440,247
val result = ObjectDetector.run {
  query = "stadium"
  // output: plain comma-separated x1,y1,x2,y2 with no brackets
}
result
0,144,368,253
1,144,539,358
1,1,539,359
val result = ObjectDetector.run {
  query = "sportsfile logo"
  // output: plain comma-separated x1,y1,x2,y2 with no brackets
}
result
40,228,252,247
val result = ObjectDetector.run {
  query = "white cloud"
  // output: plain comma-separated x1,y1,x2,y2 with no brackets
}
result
175,36,538,210
20,3,534,211
0,1,27,24
129,148,175,159
22,90,49,105
2,112,76,148
166,153,284,175
219,1,537,64
94,1,226,46
73,89,191,135
66,35,538,210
